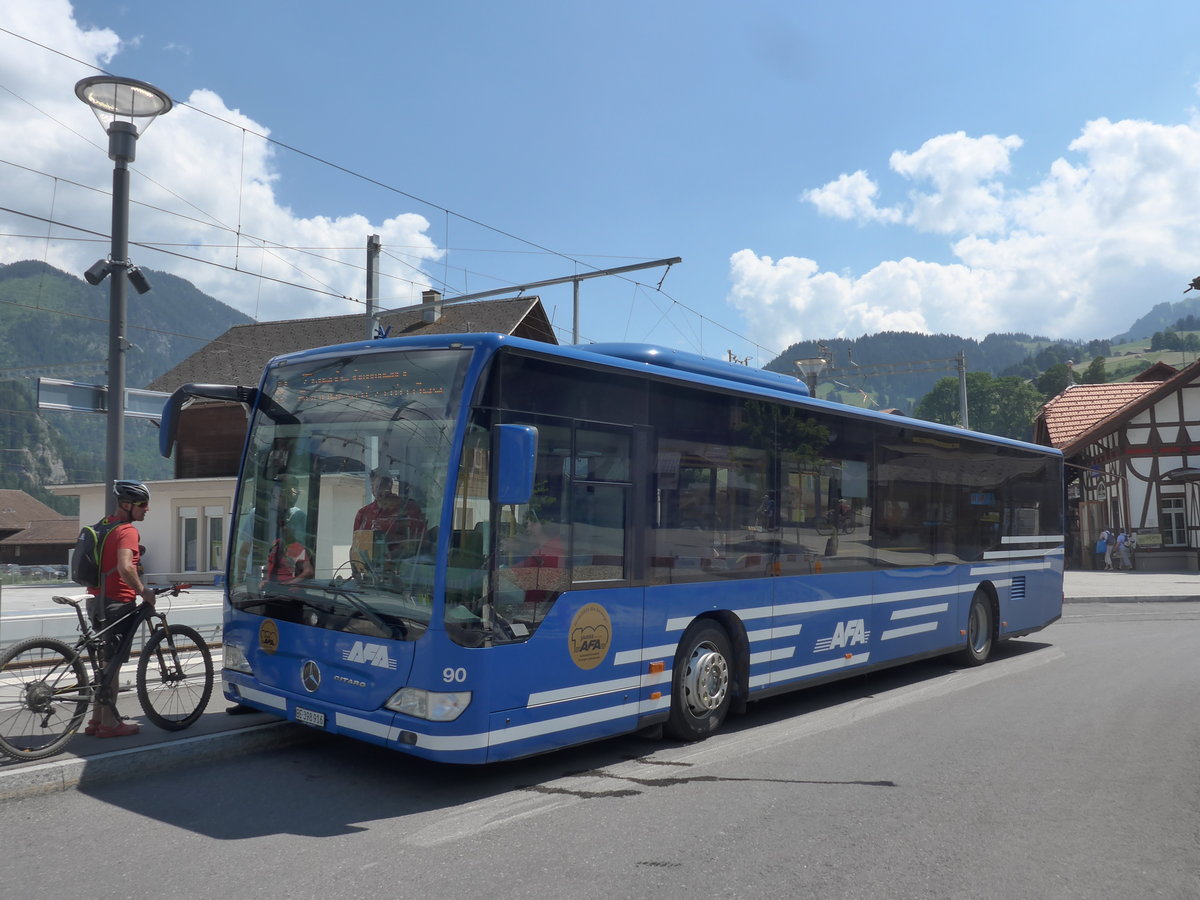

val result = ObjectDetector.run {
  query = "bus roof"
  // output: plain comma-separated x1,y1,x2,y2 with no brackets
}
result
270,332,1062,458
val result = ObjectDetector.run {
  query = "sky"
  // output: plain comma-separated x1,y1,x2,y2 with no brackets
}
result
3,1,1200,367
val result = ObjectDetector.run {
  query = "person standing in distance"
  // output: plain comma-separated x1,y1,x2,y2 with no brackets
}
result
85,479,157,738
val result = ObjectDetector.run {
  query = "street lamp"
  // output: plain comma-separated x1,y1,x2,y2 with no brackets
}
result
75,75,172,510
794,357,827,396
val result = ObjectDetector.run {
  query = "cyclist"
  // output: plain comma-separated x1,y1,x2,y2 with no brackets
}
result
85,479,158,738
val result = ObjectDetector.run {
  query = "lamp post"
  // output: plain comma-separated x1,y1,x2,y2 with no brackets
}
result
75,76,172,510
794,357,827,396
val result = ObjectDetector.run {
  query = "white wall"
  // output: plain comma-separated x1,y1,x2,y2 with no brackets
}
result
50,477,236,584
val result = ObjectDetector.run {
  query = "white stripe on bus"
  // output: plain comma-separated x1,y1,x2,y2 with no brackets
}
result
881,622,939,640
749,652,871,688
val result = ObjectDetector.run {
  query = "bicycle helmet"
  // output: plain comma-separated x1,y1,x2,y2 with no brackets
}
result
113,479,151,504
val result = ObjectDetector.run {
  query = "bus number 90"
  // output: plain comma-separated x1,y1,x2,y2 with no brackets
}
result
443,667,467,684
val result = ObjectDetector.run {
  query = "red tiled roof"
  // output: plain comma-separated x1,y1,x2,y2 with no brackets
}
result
1037,383,1156,448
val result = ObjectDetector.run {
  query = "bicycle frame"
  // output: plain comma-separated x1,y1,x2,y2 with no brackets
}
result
55,587,189,719
74,602,149,715
0,584,213,761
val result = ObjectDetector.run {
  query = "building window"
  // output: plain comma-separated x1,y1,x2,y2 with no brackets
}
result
179,507,199,572
178,504,228,572
1161,496,1186,547
206,507,225,571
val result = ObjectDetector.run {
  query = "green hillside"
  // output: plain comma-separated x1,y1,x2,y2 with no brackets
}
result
0,260,252,512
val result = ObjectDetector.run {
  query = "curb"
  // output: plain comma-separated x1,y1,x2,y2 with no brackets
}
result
0,721,318,803
1063,595,1197,604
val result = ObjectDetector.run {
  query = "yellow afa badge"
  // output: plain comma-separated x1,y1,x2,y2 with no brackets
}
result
568,603,612,670
259,619,280,655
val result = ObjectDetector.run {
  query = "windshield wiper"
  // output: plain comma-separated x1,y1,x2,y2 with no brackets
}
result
319,582,407,640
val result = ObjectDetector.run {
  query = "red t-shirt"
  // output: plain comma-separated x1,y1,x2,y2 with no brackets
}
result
266,539,311,582
353,498,425,543
86,519,140,603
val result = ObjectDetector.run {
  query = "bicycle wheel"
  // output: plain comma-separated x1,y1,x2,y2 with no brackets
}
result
814,515,833,536
0,637,90,761
136,624,213,731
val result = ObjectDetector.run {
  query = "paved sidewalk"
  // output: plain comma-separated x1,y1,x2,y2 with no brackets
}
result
1,570,1196,802
0,701,319,801
1064,569,1199,603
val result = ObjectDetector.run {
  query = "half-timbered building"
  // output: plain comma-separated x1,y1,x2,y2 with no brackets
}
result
1035,360,1200,570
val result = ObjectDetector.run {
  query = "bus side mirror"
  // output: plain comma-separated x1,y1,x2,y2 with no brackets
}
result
159,383,257,458
495,424,538,505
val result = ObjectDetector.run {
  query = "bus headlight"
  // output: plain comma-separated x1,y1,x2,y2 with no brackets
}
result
386,688,471,721
224,643,253,674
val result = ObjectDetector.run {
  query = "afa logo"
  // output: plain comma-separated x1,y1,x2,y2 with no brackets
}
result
342,640,397,670
814,618,869,653
568,603,612,670
258,619,279,655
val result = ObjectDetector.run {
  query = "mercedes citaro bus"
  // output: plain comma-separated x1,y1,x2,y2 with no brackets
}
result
160,333,1063,763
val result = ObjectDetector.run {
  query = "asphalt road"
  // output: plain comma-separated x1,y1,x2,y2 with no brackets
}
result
1,600,1197,900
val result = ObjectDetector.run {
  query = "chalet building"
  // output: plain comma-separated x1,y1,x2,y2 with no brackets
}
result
49,292,556,583
1035,360,1200,571
0,489,77,567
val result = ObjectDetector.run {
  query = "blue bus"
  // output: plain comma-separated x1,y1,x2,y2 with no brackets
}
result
160,333,1063,763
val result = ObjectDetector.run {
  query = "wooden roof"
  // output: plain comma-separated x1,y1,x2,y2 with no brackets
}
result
1036,358,1200,453
0,490,68,531
147,295,556,391
0,517,78,546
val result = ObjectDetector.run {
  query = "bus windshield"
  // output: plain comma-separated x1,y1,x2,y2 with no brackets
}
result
228,347,472,641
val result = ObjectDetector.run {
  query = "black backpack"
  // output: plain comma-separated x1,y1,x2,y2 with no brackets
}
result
71,520,127,589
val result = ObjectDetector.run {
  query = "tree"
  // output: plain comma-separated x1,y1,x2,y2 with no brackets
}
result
1036,363,1073,398
1151,329,1183,351
913,372,1044,440
1080,356,1107,384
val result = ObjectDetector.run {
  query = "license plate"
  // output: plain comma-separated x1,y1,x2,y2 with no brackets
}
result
295,706,325,729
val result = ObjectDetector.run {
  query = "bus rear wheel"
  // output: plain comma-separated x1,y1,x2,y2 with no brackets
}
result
956,589,995,667
666,621,733,741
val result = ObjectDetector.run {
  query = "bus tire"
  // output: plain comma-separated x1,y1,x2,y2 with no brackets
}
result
956,589,995,667
666,621,733,741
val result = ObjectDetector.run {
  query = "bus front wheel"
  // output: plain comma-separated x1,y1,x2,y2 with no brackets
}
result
666,621,733,741
956,589,995,667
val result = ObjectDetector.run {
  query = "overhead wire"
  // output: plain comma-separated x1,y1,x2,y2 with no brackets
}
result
0,24,784,362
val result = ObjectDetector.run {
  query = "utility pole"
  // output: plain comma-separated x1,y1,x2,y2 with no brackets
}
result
75,75,172,510
365,234,381,339
956,350,969,429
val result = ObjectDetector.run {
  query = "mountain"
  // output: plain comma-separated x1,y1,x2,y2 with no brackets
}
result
764,331,1098,411
0,260,253,512
1111,296,1200,344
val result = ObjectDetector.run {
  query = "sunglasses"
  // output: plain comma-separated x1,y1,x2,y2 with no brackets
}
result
131,501,149,508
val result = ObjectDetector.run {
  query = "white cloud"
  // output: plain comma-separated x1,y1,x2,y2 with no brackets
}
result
802,170,901,224
0,0,440,322
732,119,1200,344
890,131,1022,235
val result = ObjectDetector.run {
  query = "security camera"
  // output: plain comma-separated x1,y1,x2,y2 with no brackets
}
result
84,259,110,285
127,266,152,295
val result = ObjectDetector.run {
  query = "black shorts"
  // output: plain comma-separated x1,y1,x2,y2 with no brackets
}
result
87,597,140,662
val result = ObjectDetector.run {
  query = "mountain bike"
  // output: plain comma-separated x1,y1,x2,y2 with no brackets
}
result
814,510,856,536
0,584,214,762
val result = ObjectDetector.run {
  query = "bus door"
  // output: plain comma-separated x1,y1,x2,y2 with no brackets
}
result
476,420,647,757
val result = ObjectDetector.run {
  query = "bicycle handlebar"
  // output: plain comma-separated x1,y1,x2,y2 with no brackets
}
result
51,582,192,608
